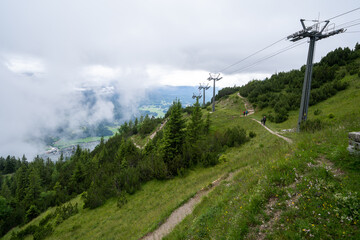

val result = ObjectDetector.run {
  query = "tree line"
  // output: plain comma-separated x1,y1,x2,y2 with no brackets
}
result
0,98,250,238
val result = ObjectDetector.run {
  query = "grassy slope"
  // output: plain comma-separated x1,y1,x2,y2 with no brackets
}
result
166,74,360,239
4,75,359,239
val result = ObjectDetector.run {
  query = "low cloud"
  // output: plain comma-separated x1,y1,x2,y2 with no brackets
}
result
0,57,151,159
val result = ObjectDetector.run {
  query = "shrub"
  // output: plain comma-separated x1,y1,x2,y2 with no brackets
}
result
274,108,289,123
314,109,322,115
14,225,38,239
346,62,359,75
177,167,187,177
201,151,218,167
328,113,335,119
218,155,228,163
10,220,54,240
300,119,323,132
223,126,247,147
267,112,275,122
114,167,141,194
25,205,40,223
83,188,106,209
249,131,256,138
33,224,53,240
215,86,241,100
166,155,184,177
117,191,127,208
335,69,346,80
138,153,167,180
54,202,79,224
333,80,348,91
39,214,53,226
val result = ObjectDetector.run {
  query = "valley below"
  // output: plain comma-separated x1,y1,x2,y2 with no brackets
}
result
40,140,101,161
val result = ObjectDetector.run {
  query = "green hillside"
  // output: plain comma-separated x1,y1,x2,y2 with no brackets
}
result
166,73,360,239
2,47,360,239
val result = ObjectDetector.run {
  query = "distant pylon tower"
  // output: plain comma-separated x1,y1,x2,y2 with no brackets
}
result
207,73,222,112
192,92,202,103
287,19,345,132
198,83,210,106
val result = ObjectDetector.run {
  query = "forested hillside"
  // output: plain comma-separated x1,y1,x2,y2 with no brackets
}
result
0,99,250,239
239,44,360,123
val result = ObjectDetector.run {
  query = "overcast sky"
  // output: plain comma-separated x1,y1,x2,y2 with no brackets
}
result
0,0,359,157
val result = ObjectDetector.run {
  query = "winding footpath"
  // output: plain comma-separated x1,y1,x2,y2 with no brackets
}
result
133,119,168,149
237,93,293,144
252,119,293,144
237,93,255,116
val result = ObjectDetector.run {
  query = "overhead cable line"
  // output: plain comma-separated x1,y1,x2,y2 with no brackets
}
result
228,40,307,74
336,17,360,28
216,37,287,73
345,31,360,33
303,7,360,27
326,6,360,21
216,8,360,74
216,8,360,75
341,22,360,29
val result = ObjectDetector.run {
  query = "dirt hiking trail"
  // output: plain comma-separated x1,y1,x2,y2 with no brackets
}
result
140,172,237,240
238,93,293,144
133,119,168,149
252,119,293,144
238,93,255,116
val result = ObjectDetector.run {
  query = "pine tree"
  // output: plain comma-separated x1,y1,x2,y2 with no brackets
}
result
134,117,139,134
70,161,85,194
44,158,54,190
115,139,138,168
4,156,16,174
24,167,42,208
1,180,11,199
0,196,12,234
161,100,186,175
15,164,28,204
139,115,152,136
184,98,206,166
187,98,204,143
53,181,66,205
204,113,211,134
